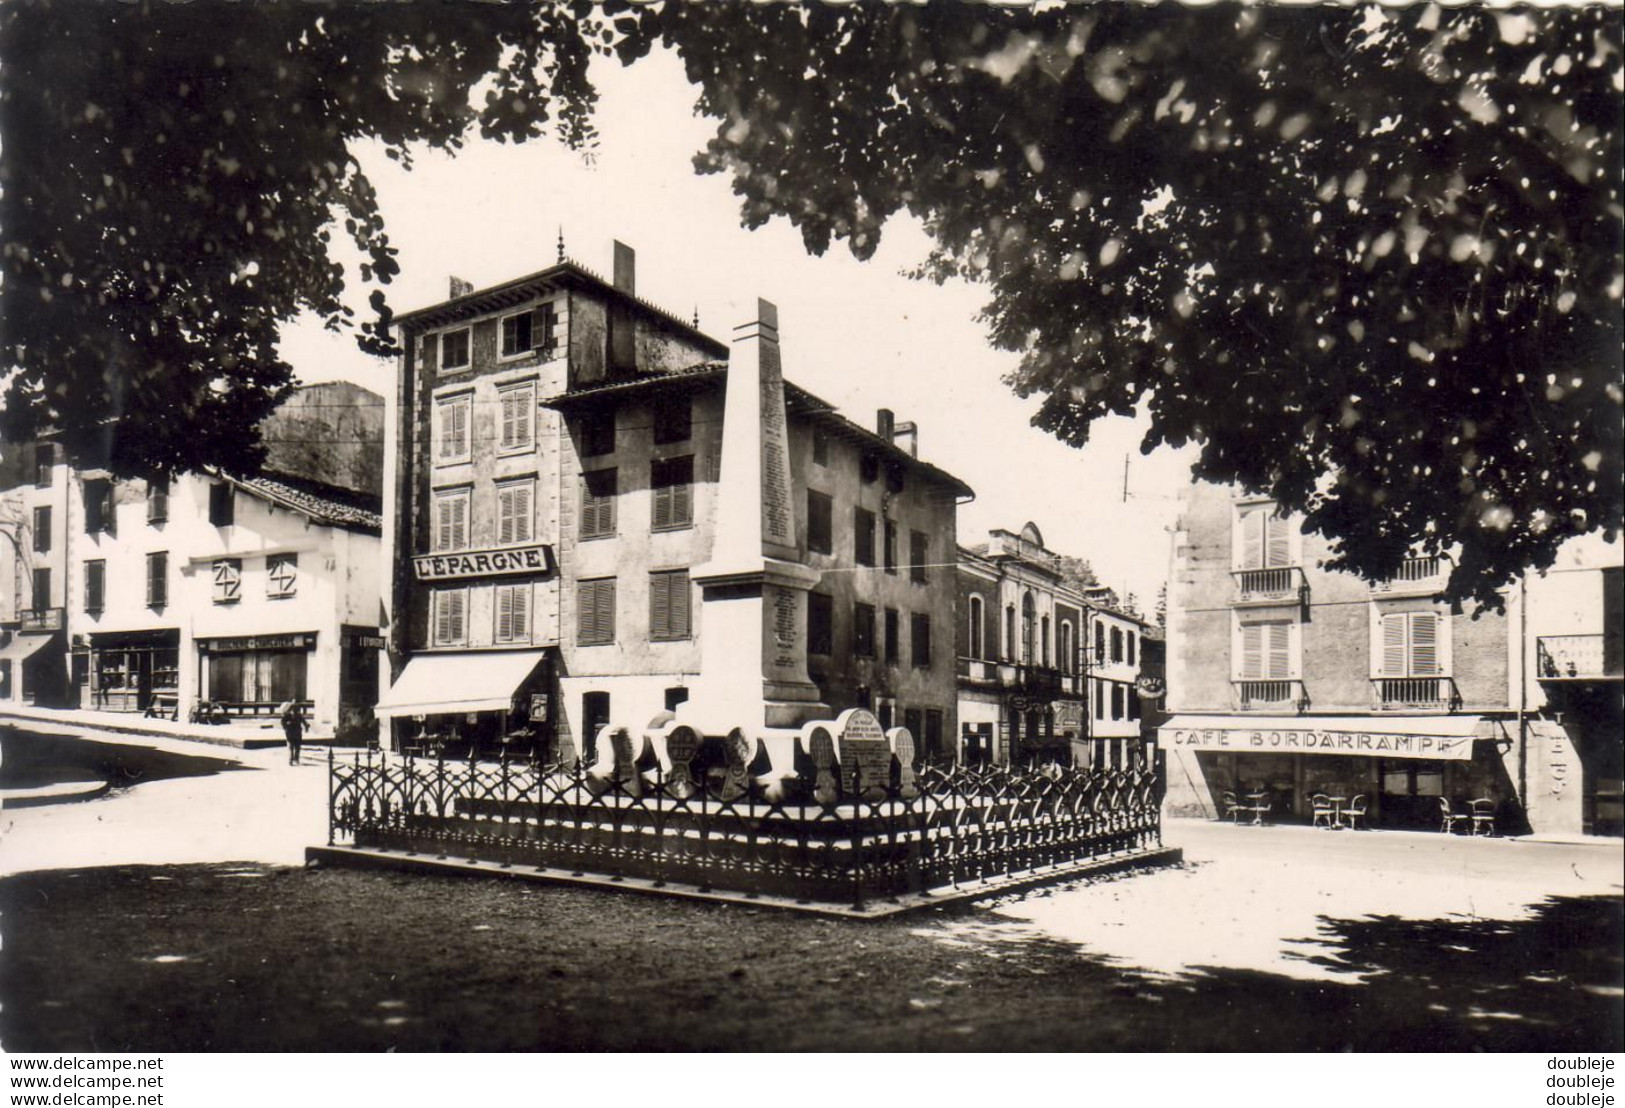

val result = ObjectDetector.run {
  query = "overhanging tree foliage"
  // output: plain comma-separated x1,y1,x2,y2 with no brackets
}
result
659,3,1623,606
0,0,644,477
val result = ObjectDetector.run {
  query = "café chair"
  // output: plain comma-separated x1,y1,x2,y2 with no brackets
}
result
1221,790,1249,825
1311,793,1337,829
1247,794,1273,826
1343,794,1368,830
1469,797,1497,837
1439,797,1471,834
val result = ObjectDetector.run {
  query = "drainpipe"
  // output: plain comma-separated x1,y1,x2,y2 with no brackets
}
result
1517,575,1528,831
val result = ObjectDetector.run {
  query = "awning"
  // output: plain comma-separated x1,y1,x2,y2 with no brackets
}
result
1158,714,1493,762
0,633,59,665
373,650,547,719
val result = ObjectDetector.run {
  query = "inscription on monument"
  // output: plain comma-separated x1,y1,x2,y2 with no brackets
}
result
772,587,799,668
759,375,792,547
838,709,892,800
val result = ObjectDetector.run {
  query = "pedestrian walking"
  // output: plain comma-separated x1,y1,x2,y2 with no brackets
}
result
278,699,306,765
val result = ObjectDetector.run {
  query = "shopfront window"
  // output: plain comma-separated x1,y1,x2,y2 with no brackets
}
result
208,649,307,705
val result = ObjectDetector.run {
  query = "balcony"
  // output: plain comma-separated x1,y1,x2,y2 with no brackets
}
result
1233,679,1309,713
1370,556,1447,596
1370,676,1460,711
957,658,1080,701
1015,663,1068,702
1538,635,1622,682
1231,566,1308,606
17,607,64,633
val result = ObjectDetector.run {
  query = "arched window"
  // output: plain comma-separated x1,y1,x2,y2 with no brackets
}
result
1041,615,1051,667
1021,593,1036,665
968,596,984,660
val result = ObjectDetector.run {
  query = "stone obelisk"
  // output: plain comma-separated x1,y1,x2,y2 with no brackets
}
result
685,298,827,733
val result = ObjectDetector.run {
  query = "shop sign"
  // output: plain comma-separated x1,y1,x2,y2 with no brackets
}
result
1135,675,1167,700
1159,725,1474,761
198,633,316,653
413,544,553,581
528,694,549,723
342,627,386,650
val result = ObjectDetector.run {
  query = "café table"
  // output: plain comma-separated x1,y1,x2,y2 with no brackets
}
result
1245,791,1271,826
1326,794,1349,829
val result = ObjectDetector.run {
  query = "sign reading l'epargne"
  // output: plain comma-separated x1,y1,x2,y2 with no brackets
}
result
413,544,554,581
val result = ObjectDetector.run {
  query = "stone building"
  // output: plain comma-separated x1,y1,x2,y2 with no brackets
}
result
0,383,386,740
955,523,1150,768
375,245,971,761
1160,480,1621,836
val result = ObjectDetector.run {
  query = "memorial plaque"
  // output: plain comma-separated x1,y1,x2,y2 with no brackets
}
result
889,727,919,799
759,374,792,547
665,724,701,799
838,709,892,801
808,726,839,806
719,728,753,802
608,726,642,797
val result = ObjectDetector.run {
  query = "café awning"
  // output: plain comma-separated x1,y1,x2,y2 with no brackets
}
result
0,632,59,665
1157,714,1496,762
373,650,547,719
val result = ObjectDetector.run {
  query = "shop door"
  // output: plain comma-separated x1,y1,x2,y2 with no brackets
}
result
1379,761,1447,829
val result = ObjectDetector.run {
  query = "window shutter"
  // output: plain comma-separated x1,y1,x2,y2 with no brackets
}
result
496,586,514,642
1409,613,1439,676
672,573,689,639
514,586,530,640
1266,622,1291,679
652,478,672,531
1382,614,1407,677
1240,623,1262,680
498,486,517,545
451,591,467,642
1266,513,1291,568
673,473,691,527
1242,509,1263,569
650,573,671,640
514,483,532,543
599,581,615,642
452,496,467,550
500,392,517,450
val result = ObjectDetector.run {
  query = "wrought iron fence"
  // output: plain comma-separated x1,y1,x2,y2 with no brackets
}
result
327,751,1162,907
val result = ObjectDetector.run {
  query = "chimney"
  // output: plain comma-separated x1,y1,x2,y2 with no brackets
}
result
893,420,919,458
448,276,474,299
876,408,895,441
608,241,637,373
613,241,636,294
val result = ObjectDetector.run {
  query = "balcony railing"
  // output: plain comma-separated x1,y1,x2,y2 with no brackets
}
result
1370,556,1447,594
1537,635,1621,681
1233,679,1308,712
1231,566,1307,605
957,658,1081,699
1370,676,1460,711
1015,663,1068,702
17,607,64,633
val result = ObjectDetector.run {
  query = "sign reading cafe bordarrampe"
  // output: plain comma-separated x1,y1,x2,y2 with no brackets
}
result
1160,725,1476,761
413,544,553,581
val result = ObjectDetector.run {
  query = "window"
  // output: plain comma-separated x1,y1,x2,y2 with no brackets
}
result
212,558,243,604
651,457,694,531
665,687,690,711
652,399,692,445
808,592,833,656
1236,503,1294,568
1239,620,1294,680
1111,626,1124,663
1111,683,1125,721
440,328,470,371
1126,630,1136,667
812,429,830,466
924,710,943,759
1021,593,1036,664
1095,679,1105,720
853,602,876,657
577,578,617,645
1059,622,1073,674
147,478,168,524
859,452,880,484
433,489,470,552
806,491,832,554
32,506,51,553
884,520,898,574
968,596,985,660
1095,620,1107,663
266,554,298,599
32,443,53,488
904,708,924,743
84,560,105,613
1042,615,1051,666
1379,611,1442,677
1129,688,1141,721
30,567,50,611
580,468,617,539
649,569,691,641
84,479,114,534
494,583,532,644
500,312,534,359
432,588,468,646
1005,606,1016,662
581,411,616,457
581,692,611,761
911,612,932,668
498,382,536,453
854,508,876,566
208,481,234,526
910,531,928,583
435,395,472,464
146,552,168,608
885,607,900,664
496,480,534,545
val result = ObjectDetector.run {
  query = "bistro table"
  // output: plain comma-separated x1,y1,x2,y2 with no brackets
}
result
1327,795,1349,829
1245,791,1271,826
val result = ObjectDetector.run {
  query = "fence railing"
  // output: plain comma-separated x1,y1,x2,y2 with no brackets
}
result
1370,556,1446,593
1233,679,1307,712
327,751,1162,907
1537,634,1618,681
1370,676,1459,710
1232,566,1306,604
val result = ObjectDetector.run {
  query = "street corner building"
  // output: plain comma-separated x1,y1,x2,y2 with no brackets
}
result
955,522,1159,770
1160,481,1622,838
374,242,973,767
0,383,386,742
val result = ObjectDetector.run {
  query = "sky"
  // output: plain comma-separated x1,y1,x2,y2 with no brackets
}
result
281,45,1197,612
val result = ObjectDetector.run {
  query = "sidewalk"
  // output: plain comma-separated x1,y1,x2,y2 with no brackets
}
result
0,702,315,749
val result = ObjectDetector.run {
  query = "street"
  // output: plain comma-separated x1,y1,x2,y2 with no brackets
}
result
1,726,1619,1051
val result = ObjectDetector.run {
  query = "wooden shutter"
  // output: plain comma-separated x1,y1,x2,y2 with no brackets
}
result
652,471,672,531
496,586,514,642
498,484,531,545
597,581,615,642
1240,622,1262,680
1241,508,1263,568
500,390,518,449
650,573,670,640
1381,613,1406,676
1266,513,1291,568
672,468,691,527
1265,622,1291,679
1409,612,1439,676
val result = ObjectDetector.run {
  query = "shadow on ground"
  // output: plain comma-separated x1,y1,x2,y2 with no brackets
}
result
0,864,1617,1051
0,727,245,792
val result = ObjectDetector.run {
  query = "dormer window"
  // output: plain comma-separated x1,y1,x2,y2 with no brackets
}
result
440,328,471,371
